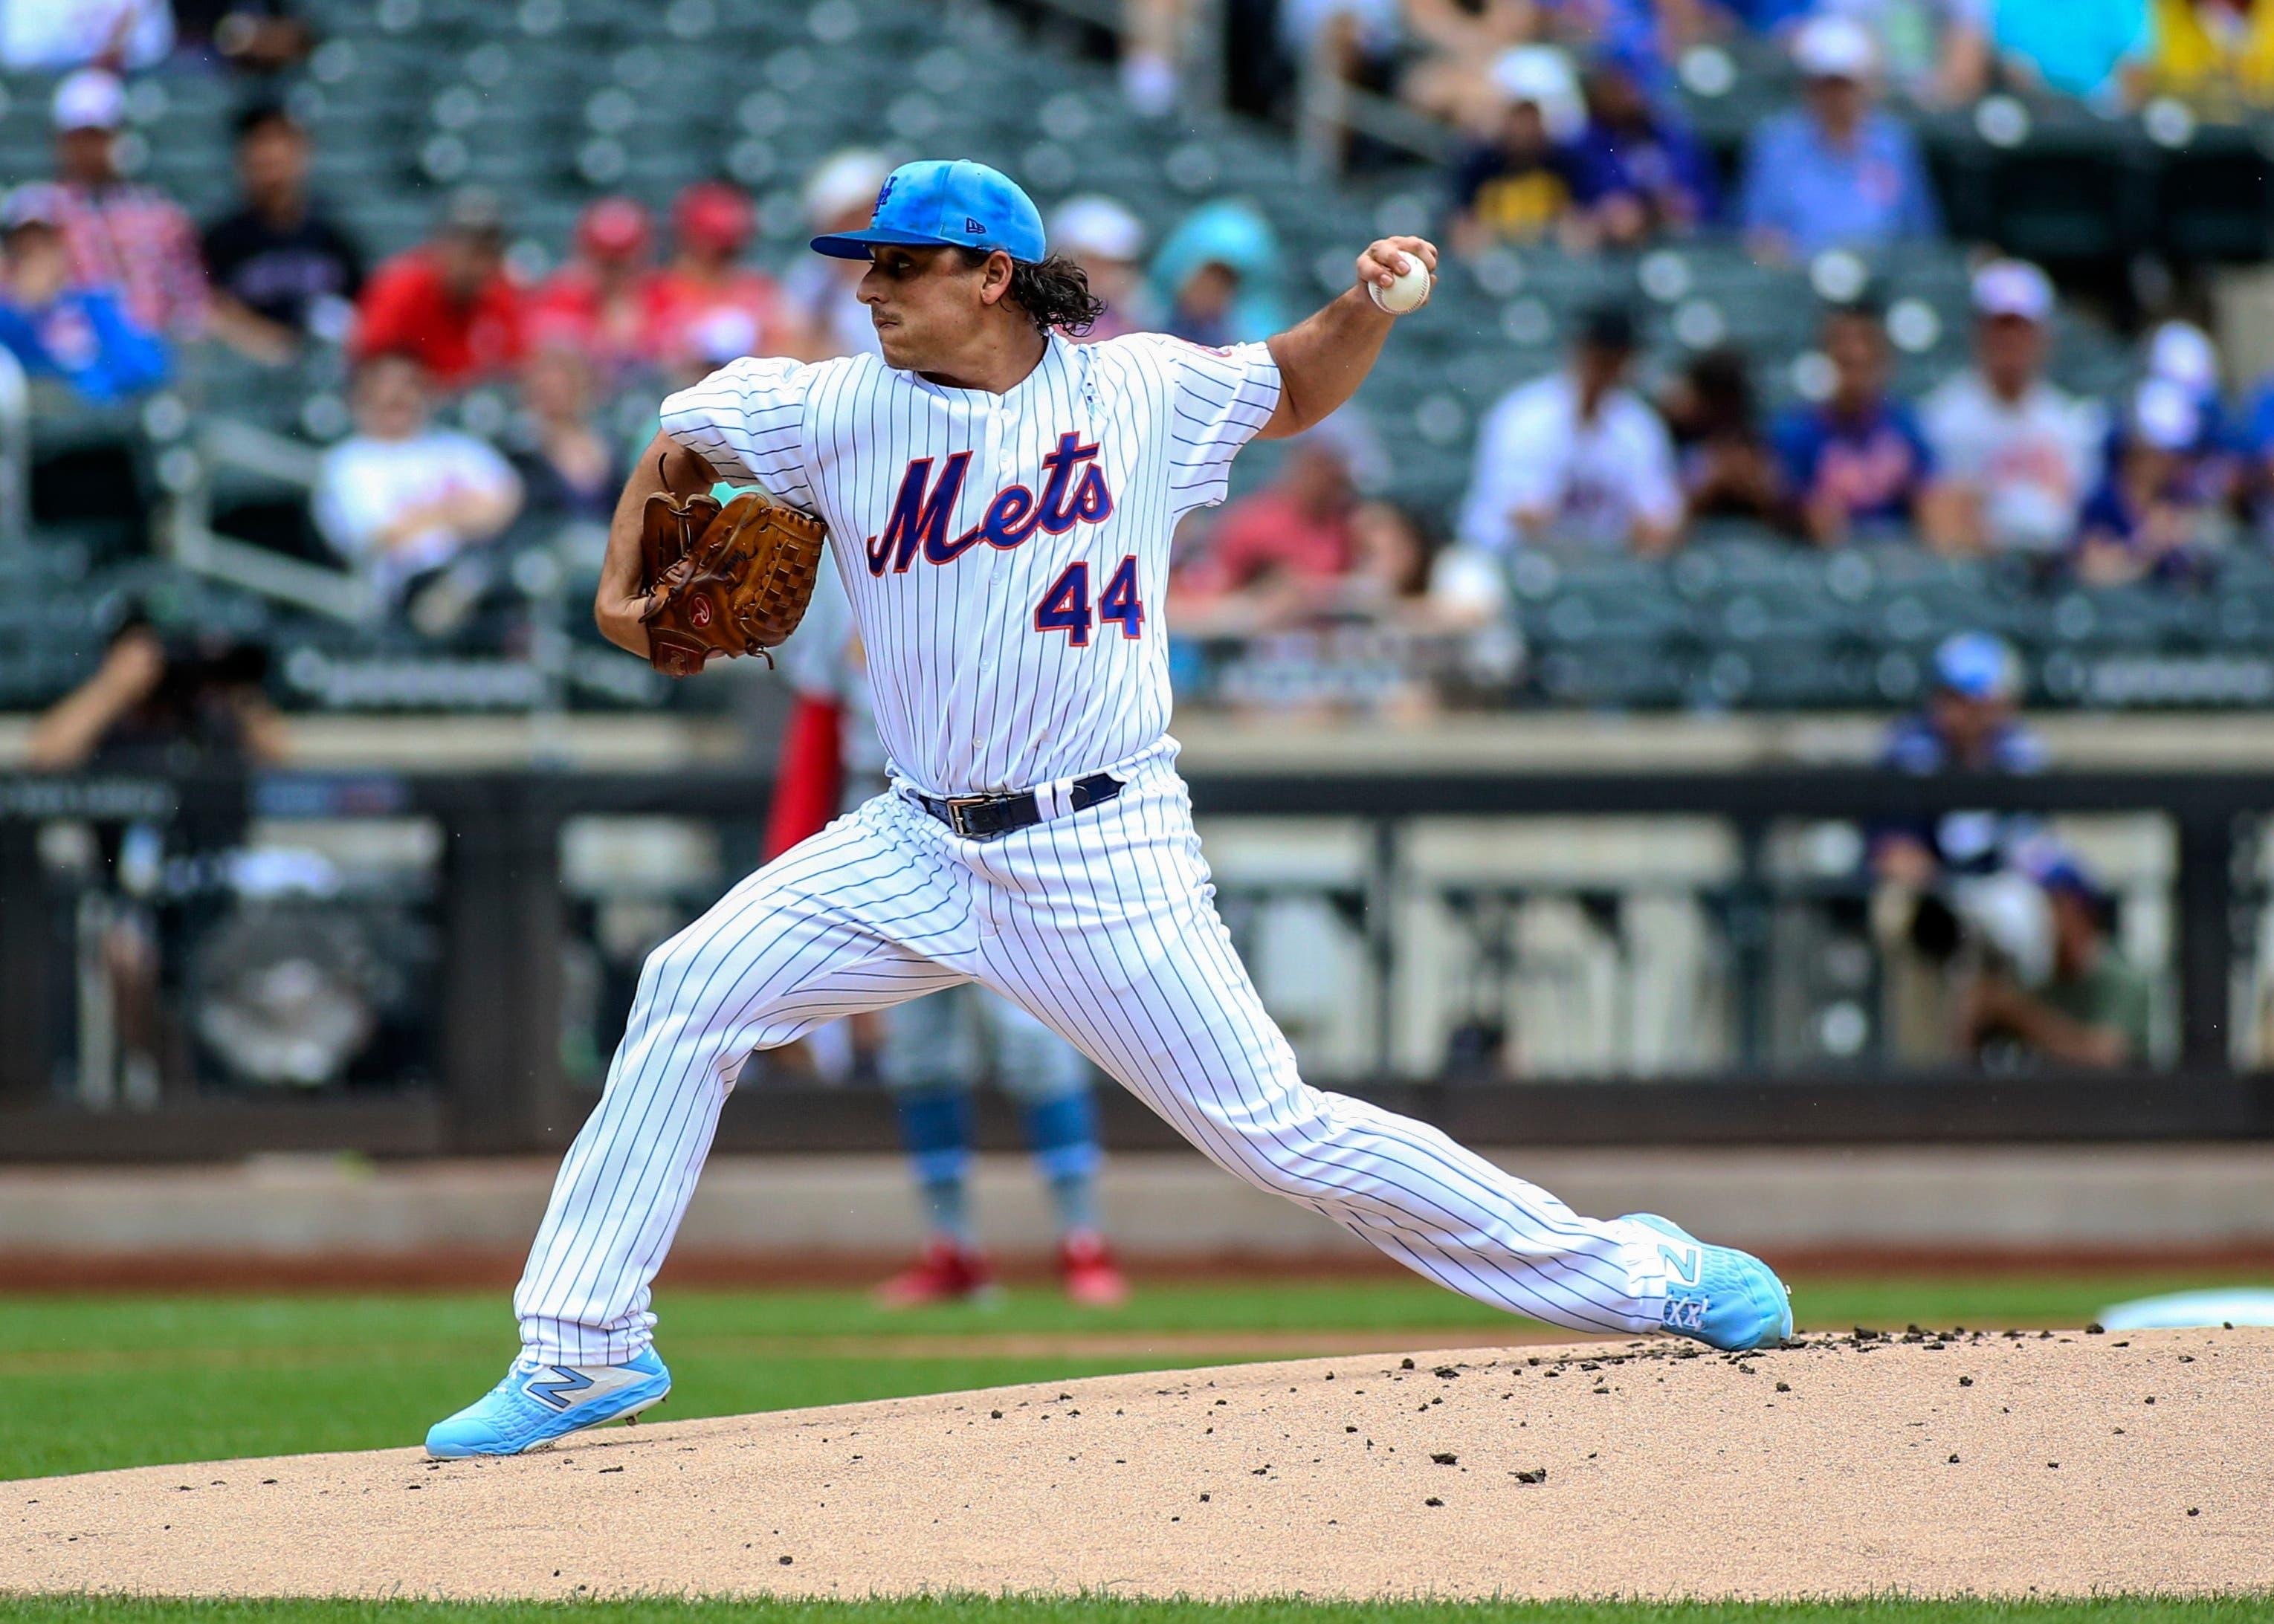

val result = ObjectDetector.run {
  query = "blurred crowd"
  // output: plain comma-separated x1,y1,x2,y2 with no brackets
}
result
13,0,2274,726
1456,261,2267,590
1120,0,2274,138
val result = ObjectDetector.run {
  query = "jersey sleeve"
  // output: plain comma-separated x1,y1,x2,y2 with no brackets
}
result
659,355,821,513
1114,333,1283,515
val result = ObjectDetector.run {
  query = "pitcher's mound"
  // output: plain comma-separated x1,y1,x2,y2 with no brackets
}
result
7,1329,2270,1602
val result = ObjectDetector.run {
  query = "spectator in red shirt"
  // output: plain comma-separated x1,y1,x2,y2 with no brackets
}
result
645,181,790,372
48,68,209,340
1169,414,1380,635
352,187,526,387
526,195,657,387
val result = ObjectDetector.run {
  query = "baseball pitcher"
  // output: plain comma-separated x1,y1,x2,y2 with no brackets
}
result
427,160,1790,1458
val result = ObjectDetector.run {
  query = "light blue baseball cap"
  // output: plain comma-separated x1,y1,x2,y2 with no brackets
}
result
810,159,1046,264
1932,631,2021,701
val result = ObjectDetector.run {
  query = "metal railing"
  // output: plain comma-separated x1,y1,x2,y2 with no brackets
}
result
4,764,2272,1160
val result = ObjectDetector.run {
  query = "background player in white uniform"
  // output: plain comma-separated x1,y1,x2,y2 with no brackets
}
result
769,569,1128,1308
427,158,1792,1458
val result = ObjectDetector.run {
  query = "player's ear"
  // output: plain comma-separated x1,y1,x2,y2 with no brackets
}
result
977,250,1015,308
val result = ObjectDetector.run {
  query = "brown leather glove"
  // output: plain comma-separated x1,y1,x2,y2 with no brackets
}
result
638,489,828,678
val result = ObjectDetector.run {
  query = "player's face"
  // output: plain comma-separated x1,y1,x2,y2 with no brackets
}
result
858,245,997,371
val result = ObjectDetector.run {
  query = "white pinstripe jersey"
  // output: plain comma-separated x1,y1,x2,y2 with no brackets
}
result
662,330,1282,798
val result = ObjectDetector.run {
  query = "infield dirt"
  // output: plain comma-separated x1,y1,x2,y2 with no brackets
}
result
6,1328,2270,1602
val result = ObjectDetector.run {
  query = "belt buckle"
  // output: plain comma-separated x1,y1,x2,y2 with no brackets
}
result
943,795,992,839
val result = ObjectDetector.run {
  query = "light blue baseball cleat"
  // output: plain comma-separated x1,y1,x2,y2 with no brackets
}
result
425,1348,671,1458
1623,1212,1793,1352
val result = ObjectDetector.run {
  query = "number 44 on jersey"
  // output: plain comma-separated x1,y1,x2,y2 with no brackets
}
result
1034,555,1143,647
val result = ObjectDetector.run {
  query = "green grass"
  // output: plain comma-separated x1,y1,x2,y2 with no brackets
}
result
1,1596,2267,1623
3,1269,2263,1483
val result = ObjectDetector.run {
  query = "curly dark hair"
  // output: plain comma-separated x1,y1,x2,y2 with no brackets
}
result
955,248,1108,337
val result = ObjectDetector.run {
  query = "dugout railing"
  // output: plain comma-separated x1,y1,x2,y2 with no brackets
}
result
4,765,2274,1161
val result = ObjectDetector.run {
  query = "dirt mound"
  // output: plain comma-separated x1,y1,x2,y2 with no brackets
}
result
6,1328,2270,1602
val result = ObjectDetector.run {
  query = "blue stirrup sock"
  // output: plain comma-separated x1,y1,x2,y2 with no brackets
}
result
1021,1091,1102,1238
894,1088,975,1245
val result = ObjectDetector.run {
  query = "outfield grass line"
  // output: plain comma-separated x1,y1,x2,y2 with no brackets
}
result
0,1327,1598,1380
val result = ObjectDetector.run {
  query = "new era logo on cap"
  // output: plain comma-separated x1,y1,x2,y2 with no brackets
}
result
808,160,1047,265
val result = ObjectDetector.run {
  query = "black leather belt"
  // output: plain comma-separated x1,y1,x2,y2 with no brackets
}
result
914,772,1123,841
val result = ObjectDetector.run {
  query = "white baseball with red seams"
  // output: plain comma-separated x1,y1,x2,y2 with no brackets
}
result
508,329,1683,1365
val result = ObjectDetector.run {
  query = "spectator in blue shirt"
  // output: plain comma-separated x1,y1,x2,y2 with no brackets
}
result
1738,16,1942,260
1772,301,1960,547
1565,48,1719,248
0,183,166,404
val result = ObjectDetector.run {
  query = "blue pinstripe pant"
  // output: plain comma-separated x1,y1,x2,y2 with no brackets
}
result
514,751,1673,1362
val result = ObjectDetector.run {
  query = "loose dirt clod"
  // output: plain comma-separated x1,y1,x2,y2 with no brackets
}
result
4,1330,2267,1602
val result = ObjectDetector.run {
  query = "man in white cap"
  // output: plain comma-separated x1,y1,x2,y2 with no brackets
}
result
779,149,897,360
1922,259,2105,556
2074,379,2218,586
1045,195,1154,340
48,68,206,339
1737,16,1940,260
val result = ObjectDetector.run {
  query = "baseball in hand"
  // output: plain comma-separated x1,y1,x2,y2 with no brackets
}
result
1368,257,1432,315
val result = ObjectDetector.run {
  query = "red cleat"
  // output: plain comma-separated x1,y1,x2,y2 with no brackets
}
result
874,1238,997,1307
1059,1231,1130,1307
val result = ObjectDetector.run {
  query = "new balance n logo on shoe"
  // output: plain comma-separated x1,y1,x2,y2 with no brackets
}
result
1658,1242,1702,1287
522,1366,595,1411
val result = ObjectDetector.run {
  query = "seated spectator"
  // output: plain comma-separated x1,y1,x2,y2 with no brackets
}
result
1564,48,1718,249
505,333,623,529
1458,305,1684,555
1,0,173,72
781,152,894,362
1151,199,1283,346
1957,847,2153,1067
647,183,794,373
1658,346,1783,524
1738,17,1941,261
48,70,208,340
313,352,523,609
527,196,659,386
1922,261,2103,557
1773,301,1958,547
1170,414,1377,635
2147,0,2274,110
1047,195,1158,342
0,184,167,404
1447,47,1585,256
1994,0,2151,107
2073,380,2219,586
200,101,364,362
352,189,526,388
